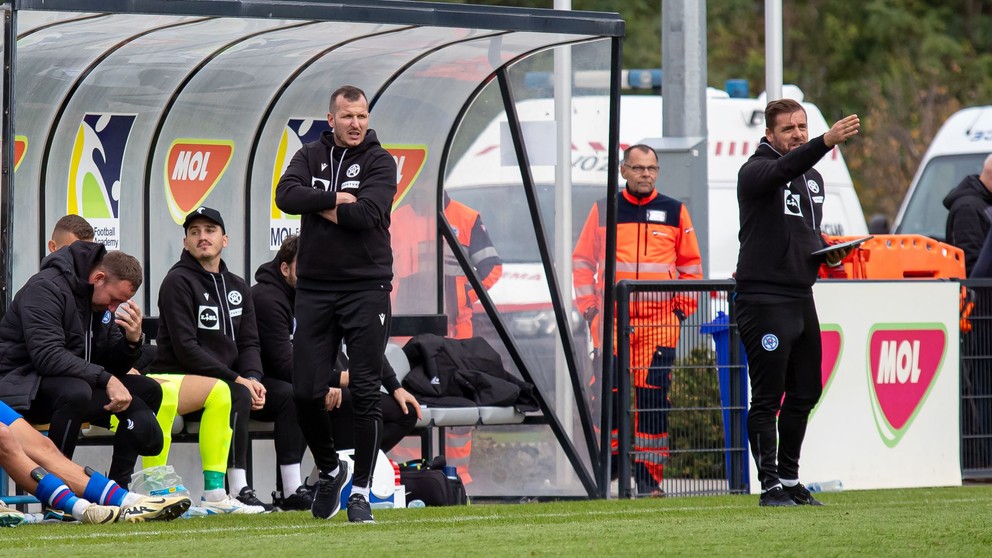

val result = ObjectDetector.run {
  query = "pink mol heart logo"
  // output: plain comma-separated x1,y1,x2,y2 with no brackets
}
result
867,325,947,447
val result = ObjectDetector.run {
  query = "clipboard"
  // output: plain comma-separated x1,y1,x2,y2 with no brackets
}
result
811,235,874,256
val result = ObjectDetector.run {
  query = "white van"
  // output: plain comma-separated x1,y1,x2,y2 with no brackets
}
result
444,88,869,316
892,106,992,240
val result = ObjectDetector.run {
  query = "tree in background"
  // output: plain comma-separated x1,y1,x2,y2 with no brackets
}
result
433,0,992,220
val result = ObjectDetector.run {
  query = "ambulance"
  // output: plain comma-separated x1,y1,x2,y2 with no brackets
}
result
892,105,992,241
443,86,869,351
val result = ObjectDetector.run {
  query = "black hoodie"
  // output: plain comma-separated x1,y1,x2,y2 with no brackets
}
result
735,136,832,299
0,242,140,410
274,129,396,291
942,174,992,275
151,250,262,382
250,256,295,383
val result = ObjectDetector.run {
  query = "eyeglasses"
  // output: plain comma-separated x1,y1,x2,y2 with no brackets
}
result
623,164,660,174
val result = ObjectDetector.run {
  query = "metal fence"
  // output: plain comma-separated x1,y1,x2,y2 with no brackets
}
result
614,279,748,498
960,279,992,480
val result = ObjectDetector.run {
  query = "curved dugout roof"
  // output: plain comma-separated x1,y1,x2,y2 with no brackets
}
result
2,1,624,498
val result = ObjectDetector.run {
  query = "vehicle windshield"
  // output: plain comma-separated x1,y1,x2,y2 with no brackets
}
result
896,153,990,241
449,183,605,263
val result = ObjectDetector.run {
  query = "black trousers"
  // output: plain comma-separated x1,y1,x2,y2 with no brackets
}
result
293,288,389,489
22,374,164,487
250,376,305,465
223,379,255,470
737,296,823,491
330,390,418,453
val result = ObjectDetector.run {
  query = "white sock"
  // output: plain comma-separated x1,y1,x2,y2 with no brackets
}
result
202,488,227,502
780,478,799,488
71,499,91,521
280,464,303,494
227,468,248,495
321,466,340,479
351,484,370,500
121,492,141,507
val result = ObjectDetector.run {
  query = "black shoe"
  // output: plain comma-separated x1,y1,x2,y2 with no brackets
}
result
759,486,798,507
783,483,825,506
312,462,348,520
347,493,375,523
278,485,315,512
236,487,274,512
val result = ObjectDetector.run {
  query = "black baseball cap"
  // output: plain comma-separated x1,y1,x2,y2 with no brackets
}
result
183,206,226,233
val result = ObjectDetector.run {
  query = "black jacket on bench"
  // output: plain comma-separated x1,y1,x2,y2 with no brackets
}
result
401,334,538,411
0,242,140,410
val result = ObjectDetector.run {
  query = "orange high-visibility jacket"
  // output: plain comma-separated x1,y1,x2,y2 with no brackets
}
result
444,198,503,338
572,187,702,353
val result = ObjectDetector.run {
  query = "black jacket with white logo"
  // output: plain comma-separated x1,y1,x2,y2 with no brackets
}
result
735,136,832,299
151,250,262,382
0,242,140,410
275,129,396,291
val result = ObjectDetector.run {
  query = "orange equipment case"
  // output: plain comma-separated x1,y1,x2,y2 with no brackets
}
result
819,234,965,280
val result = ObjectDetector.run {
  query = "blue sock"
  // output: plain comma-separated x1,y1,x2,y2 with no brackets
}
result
83,468,127,506
35,472,80,514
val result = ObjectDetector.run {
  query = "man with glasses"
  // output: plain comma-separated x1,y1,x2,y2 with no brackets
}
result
573,144,702,496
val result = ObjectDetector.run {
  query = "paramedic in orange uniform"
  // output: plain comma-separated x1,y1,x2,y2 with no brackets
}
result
572,144,702,496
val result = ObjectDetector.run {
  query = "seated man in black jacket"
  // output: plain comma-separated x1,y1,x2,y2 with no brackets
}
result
252,235,420,510
0,242,164,488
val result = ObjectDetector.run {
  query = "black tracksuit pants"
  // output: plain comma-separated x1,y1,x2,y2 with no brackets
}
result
736,296,823,491
293,288,389,489
22,374,164,487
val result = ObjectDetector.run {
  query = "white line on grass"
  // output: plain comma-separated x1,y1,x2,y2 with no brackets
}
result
25,496,992,543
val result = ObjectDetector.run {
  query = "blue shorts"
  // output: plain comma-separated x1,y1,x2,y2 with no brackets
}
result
0,400,22,427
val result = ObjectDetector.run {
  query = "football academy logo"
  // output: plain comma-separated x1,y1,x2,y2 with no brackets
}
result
807,179,820,194
228,291,242,305
867,324,946,447
346,163,360,178
198,306,220,330
761,333,779,351
68,113,137,249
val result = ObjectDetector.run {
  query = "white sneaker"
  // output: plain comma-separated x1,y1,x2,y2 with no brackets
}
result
200,495,266,515
82,503,121,524
0,503,25,528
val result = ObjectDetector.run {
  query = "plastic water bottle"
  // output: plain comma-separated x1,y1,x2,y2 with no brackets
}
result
807,480,843,493
408,499,426,508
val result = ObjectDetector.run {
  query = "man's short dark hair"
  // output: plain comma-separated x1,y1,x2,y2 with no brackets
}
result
53,214,94,242
98,251,143,290
329,85,367,113
277,234,299,266
765,99,806,130
623,144,658,164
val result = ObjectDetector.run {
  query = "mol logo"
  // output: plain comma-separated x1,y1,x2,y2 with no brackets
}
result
13,135,26,171
165,139,234,224
386,144,427,209
867,324,947,447
270,119,328,221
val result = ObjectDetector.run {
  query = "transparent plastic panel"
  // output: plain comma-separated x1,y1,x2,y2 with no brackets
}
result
10,14,195,293
41,17,293,310
251,25,487,311
437,38,610,497
375,31,587,321
144,20,397,307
